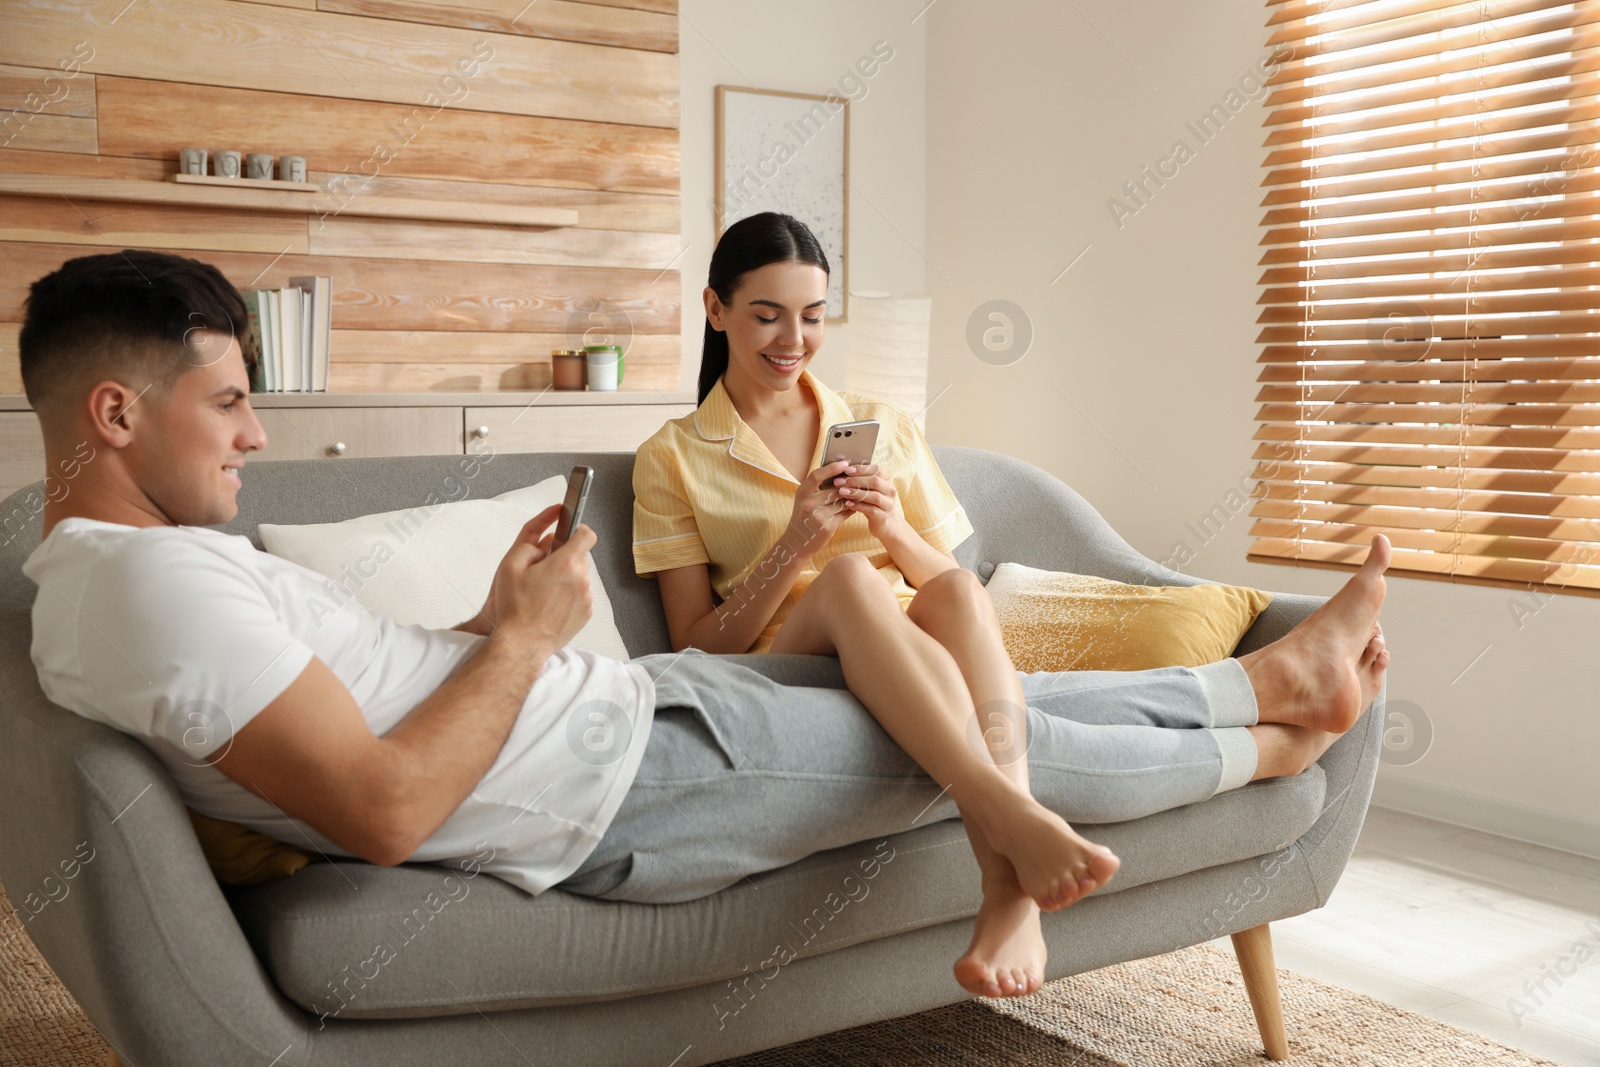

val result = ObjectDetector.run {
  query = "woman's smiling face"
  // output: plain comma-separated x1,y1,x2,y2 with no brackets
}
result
706,260,829,392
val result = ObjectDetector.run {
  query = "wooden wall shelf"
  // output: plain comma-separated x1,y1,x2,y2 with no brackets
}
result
0,173,581,228
173,173,321,193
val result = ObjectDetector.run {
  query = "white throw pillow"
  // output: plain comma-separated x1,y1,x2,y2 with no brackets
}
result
258,476,630,660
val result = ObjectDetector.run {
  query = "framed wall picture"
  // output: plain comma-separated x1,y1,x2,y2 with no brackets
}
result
715,85,850,323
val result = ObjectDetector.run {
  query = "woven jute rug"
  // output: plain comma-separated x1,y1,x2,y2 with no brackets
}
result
0,883,1561,1067
713,941,1567,1067
0,884,108,1066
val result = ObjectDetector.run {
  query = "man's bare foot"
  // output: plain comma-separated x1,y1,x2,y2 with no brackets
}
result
974,796,1121,912
1358,622,1390,710
954,876,1047,998
1250,720,1346,780
1239,534,1392,734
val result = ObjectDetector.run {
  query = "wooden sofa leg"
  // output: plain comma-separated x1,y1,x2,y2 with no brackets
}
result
1231,923,1290,1061
108,1051,124,1067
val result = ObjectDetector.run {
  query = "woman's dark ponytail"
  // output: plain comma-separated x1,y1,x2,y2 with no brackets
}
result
698,319,730,408
699,212,830,405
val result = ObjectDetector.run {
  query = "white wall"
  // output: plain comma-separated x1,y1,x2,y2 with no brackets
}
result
922,1,1600,852
677,0,930,396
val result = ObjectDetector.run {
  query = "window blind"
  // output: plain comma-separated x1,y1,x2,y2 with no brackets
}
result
1251,0,1600,595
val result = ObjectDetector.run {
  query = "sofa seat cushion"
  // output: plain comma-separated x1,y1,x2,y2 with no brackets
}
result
228,763,1325,1020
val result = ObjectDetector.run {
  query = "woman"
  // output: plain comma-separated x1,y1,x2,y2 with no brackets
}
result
631,213,1386,1000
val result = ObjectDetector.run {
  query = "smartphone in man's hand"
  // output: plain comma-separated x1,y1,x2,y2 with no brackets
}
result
552,465,594,549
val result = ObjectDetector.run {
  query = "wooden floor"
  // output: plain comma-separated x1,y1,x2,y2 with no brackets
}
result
1215,807,1600,1067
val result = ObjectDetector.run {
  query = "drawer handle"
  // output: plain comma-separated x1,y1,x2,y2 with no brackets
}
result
472,425,490,439
329,441,347,456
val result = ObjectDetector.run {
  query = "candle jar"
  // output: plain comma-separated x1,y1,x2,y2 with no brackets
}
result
583,344,625,391
551,349,586,390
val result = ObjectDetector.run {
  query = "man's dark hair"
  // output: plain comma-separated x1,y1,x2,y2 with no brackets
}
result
19,250,254,416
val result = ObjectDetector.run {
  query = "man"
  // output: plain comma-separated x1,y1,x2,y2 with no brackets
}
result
20,251,1390,1001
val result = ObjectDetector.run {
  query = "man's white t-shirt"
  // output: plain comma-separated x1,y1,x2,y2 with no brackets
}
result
23,517,656,895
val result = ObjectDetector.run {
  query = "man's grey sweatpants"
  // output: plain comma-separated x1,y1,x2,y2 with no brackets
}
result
556,649,1260,904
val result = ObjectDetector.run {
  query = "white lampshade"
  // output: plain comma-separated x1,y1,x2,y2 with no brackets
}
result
846,290,933,429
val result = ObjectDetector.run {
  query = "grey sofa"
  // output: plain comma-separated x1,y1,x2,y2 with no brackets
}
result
0,445,1383,1067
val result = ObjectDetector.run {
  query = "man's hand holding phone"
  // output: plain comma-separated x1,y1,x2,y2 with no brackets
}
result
473,503,594,654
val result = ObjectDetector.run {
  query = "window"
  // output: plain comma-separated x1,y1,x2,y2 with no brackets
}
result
1251,0,1600,596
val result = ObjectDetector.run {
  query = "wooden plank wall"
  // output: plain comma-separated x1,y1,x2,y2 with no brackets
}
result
0,0,681,394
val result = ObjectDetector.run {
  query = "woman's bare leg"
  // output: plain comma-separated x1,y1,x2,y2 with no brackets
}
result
906,571,1045,999
761,534,1395,989
905,569,1118,998
767,555,1113,918
768,559,1068,999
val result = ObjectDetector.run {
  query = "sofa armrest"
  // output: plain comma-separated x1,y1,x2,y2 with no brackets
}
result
0,666,311,1065
1231,588,1325,656
1216,583,1385,908
929,447,1382,906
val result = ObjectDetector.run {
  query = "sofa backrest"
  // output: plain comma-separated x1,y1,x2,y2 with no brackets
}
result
0,444,1184,662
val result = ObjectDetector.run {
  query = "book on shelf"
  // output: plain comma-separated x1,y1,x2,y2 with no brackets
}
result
244,277,331,393
280,284,299,392
289,275,331,392
266,289,281,392
244,295,264,393
263,289,279,392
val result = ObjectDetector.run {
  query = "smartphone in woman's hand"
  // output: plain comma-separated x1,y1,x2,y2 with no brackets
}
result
825,420,879,467
552,465,594,549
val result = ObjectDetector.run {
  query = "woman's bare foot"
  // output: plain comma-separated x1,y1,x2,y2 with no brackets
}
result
954,876,1047,998
1239,534,1392,734
972,794,1121,912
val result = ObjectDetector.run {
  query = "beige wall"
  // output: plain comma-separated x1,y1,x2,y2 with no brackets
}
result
924,1,1600,852
677,0,929,395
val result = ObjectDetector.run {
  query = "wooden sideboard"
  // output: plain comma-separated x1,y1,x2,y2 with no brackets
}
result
0,390,696,499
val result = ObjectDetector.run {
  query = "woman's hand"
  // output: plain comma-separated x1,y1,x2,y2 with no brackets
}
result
784,459,852,560
832,461,957,588
832,461,904,540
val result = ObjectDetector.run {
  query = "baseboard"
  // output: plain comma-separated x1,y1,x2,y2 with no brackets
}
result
1371,775,1600,861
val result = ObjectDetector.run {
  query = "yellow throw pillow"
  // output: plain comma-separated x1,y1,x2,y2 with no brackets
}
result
186,809,320,887
985,563,1273,672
